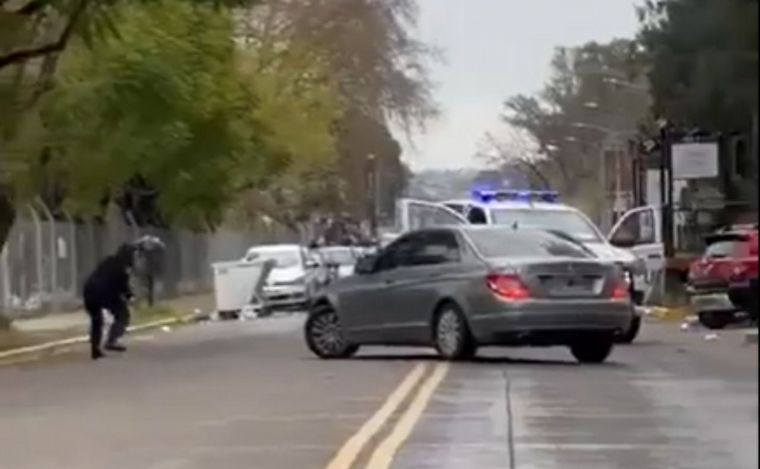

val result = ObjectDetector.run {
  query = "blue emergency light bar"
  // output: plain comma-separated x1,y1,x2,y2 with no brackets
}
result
471,189,559,204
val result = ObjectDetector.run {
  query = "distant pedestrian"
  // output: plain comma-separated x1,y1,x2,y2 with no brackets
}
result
134,235,165,306
82,243,136,360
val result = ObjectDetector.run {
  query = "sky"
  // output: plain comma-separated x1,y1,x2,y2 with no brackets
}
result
402,0,641,171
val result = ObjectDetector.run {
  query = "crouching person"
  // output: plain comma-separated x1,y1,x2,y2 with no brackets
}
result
83,243,136,360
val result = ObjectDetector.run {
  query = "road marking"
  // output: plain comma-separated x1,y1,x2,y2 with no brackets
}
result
364,362,449,469
325,363,428,469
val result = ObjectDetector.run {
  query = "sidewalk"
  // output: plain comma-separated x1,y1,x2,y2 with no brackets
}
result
1,294,215,353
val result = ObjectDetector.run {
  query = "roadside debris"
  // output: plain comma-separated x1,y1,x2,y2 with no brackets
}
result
680,315,700,331
160,325,172,333
703,333,720,341
240,305,258,321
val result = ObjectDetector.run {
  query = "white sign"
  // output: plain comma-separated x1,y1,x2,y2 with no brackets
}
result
672,142,719,179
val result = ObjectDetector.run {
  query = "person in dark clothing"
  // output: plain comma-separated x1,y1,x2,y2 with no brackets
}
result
133,235,165,306
83,243,136,360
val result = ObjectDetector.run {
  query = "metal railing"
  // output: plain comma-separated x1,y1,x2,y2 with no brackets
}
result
0,204,297,318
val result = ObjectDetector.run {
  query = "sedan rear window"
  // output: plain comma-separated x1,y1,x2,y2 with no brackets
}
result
466,229,593,259
704,237,750,259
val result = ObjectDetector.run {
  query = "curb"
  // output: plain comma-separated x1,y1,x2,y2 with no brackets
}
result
645,306,691,322
0,314,194,361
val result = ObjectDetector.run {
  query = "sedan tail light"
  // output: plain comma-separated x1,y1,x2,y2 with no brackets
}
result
486,274,530,301
610,280,630,300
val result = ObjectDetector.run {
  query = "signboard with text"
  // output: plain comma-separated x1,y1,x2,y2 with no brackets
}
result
672,142,719,179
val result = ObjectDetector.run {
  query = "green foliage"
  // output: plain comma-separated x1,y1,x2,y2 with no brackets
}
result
637,0,758,131
501,40,649,190
4,0,341,231
2,0,427,234
256,0,439,134
242,41,341,181
27,0,262,225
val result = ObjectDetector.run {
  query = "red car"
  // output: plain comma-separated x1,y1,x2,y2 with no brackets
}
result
687,225,758,329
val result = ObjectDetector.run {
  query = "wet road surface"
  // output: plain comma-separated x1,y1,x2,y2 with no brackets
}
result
0,316,756,469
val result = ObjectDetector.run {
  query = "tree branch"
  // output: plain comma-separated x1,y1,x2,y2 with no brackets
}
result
512,159,551,190
12,0,50,15
0,0,90,70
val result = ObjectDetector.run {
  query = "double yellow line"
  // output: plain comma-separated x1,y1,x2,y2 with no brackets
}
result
326,362,449,469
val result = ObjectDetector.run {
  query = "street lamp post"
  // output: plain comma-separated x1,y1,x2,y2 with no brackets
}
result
367,154,379,237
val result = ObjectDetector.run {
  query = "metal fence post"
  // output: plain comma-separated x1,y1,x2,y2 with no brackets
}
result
0,234,9,312
35,199,57,312
63,210,77,305
26,204,45,311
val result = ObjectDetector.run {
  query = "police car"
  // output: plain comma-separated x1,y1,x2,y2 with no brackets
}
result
396,189,647,343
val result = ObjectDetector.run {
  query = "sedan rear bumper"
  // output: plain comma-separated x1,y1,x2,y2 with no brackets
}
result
688,291,736,313
469,299,632,345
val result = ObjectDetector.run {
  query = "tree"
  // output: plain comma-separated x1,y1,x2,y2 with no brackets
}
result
476,129,552,191
242,0,439,132
0,0,265,244
5,0,275,229
637,0,758,133
236,0,435,226
495,39,651,219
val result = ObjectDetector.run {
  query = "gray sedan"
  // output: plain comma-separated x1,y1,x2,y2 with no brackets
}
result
304,226,634,363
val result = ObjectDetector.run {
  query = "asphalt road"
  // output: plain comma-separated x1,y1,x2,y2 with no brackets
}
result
0,316,756,469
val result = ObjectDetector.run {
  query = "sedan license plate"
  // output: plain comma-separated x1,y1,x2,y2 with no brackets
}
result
549,277,600,297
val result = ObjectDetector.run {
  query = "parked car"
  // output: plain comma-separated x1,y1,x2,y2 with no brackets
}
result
311,246,362,282
728,272,758,325
304,226,633,363
244,244,321,314
687,225,758,329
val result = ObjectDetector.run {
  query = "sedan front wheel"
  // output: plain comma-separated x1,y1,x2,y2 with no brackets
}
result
305,306,358,359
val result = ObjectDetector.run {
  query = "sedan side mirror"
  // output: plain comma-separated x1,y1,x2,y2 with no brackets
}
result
354,254,378,275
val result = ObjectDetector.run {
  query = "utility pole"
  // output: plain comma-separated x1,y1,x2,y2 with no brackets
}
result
753,112,758,178
367,154,378,237
599,137,610,232
657,121,676,303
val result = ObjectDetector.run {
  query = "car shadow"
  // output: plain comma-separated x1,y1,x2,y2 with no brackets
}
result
350,352,619,367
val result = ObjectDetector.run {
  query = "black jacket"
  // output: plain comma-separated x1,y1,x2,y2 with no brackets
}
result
83,244,135,305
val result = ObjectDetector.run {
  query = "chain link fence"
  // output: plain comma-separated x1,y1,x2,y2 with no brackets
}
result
0,204,297,318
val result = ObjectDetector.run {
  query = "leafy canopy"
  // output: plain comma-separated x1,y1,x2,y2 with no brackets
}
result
11,0,263,225
637,0,758,131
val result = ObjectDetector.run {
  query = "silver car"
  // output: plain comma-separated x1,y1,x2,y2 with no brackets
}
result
304,226,633,363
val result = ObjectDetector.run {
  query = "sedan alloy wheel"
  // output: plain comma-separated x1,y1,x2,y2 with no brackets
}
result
434,305,475,360
305,307,358,359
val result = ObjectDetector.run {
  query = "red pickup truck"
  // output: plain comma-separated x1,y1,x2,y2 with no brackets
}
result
687,225,758,329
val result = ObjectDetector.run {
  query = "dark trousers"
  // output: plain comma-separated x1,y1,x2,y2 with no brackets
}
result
84,298,130,352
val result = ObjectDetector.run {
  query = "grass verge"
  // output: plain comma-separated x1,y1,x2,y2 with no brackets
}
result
0,304,185,354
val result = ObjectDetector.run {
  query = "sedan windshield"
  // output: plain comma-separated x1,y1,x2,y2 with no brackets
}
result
246,249,302,268
489,209,602,242
466,229,594,259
